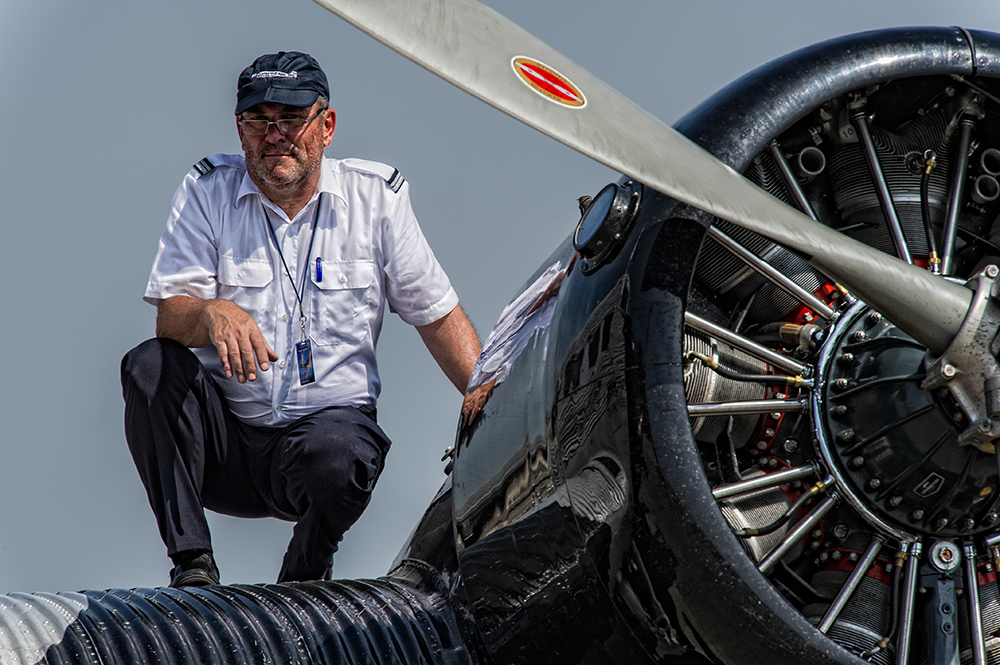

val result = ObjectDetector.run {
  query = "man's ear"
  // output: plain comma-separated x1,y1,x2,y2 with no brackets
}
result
323,109,337,147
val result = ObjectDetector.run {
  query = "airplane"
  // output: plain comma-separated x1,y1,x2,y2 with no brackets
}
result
3,1,1000,664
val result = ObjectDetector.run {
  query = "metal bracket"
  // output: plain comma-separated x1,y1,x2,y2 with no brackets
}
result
922,266,1000,451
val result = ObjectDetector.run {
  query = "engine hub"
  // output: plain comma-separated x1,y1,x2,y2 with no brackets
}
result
814,301,1000,540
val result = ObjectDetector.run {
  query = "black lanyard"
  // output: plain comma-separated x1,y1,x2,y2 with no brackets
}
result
262,195,322,341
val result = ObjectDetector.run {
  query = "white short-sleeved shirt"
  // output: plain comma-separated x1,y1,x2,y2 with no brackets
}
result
145,154,459,426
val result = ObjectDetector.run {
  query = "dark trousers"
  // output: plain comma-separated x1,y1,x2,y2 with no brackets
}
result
120,338,391,583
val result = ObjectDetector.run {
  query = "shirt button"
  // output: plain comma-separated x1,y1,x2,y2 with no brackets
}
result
282,314,289,322
340,275,348,284
280,360,287,369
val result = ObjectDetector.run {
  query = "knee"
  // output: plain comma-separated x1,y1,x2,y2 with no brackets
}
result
292,436,385,501
121,338,198,397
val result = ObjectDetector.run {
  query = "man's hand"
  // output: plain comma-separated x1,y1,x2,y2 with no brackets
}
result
156,296,279,383
461,378,496,427
201,300,278,382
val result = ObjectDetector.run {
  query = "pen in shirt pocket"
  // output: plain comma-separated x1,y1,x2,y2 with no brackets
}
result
316,257,323,282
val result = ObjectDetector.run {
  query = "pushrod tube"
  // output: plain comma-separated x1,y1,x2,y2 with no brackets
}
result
942,118,976,275
712,464,818,500
706,226,835,320
895,540,922,665
818,533,886,633
851,111,913,265
687,399,806,417
684,312,808,376
963,542,987,665
758,493,838,574
768,140,820,221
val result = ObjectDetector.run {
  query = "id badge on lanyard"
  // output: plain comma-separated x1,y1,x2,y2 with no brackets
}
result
264,197,322,386
296,339,315,385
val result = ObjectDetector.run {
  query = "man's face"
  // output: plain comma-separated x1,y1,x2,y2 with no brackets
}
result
238,101,337,194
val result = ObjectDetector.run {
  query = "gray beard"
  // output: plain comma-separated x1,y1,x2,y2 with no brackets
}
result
245,149,322,194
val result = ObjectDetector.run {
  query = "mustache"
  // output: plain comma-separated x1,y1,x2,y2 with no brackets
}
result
240,136,298,158
260,145,297,157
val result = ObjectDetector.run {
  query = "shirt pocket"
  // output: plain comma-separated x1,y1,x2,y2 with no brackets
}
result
216,255,274,322
310,259,377,346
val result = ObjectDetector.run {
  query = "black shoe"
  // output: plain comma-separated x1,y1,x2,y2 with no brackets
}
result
276,559,333,584
169,552,220,587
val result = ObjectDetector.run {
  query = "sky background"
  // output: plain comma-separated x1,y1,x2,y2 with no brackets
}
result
1,0,998,593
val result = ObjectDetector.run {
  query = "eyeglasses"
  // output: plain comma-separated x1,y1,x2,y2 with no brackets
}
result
239,108,325,136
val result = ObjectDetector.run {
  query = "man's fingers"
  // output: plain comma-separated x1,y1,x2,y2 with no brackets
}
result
240,340,258,382
250,333,276,372
221,340,245,381
216,340,233,378
230,343,249,382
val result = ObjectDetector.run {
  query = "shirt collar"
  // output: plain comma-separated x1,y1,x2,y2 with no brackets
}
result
234,157,347,210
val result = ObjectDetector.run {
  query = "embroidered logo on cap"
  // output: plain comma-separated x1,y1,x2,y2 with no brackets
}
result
511,57,586,109
252,70,299,79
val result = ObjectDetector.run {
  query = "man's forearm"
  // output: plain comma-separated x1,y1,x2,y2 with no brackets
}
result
417,305,482,393
156,296,214,347
155,296,277,382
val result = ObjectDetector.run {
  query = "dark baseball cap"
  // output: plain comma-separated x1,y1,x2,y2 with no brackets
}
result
235,51,330,115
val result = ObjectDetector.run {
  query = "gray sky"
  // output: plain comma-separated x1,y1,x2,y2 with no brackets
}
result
1,0,997,593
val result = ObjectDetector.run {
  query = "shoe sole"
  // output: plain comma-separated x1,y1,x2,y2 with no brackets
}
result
169,570,219,588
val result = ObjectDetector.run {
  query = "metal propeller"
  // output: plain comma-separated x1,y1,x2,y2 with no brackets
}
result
311,0,971,354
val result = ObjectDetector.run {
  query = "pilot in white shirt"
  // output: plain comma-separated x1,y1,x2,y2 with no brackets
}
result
121,50,481,587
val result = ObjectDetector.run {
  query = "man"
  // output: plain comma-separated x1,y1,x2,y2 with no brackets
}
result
121,51,481,587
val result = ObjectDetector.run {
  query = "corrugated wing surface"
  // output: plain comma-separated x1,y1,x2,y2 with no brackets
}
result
0,571,470,665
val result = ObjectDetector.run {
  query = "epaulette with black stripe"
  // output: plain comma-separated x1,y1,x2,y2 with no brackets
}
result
193,157,216,178
386,168,404,193
340,158,405,193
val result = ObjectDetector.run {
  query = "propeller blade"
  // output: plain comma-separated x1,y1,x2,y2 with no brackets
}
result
313,0,971,353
